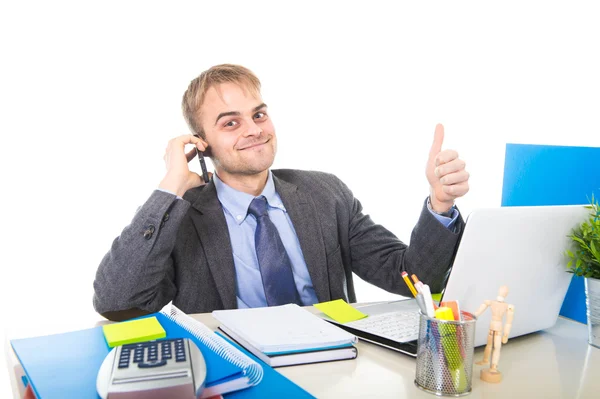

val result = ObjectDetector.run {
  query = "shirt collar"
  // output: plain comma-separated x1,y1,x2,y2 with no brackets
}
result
213,171,286,225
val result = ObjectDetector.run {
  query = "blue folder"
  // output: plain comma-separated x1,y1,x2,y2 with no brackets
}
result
11,312,314,398
501,143,600,323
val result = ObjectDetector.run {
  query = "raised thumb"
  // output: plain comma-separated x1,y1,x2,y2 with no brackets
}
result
428,123,445,164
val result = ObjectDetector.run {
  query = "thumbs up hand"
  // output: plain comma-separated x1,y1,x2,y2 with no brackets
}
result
425,124,470,213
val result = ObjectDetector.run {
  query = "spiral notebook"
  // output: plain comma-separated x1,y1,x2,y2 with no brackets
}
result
11,305,312,398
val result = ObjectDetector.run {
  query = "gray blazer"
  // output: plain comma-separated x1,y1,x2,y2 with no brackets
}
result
93,170,464,317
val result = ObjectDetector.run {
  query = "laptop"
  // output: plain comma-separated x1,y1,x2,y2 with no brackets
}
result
319,205,590,356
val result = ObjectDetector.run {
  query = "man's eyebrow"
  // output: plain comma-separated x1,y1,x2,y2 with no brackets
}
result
214,111,240,126
214,103,268,126
253,103,267,112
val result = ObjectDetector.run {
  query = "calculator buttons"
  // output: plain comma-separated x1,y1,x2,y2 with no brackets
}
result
117,339,191,369
138,359,167,368
118,347,132,369
100,337,207,399
161,341,172,359
174,339,187,362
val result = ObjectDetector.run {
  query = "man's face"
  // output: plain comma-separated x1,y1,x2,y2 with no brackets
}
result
198,82,276,180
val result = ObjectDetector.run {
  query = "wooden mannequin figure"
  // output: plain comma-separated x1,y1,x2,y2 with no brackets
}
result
474,285,515,383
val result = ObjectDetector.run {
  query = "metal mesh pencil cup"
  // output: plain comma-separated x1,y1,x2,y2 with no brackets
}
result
414,311,477,396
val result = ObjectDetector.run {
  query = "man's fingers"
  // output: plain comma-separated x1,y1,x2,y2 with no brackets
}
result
426,125,470,202
186,171,203,188
185,148,197,163
189,171,213,187
163,134,208,165
428,124,445,164
435,158,466,177
190,135,209,151
442,181,469,197
180,133,205,146
169,134,208,150
435,149,459,167
439,170,470,185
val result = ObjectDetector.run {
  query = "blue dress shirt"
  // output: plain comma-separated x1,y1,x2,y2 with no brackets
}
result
213,172,319,308
429,203,459,231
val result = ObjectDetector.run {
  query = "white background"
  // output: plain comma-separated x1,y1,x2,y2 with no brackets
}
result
1,1,599,396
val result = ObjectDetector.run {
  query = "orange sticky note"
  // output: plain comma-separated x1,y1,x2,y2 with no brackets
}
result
102,316,166,348
313,299,368,323
440,300,461,321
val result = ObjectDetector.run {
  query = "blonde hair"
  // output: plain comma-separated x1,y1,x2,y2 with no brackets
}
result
182,64,261,139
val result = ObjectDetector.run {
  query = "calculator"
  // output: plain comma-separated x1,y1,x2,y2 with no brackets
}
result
96,338,207,399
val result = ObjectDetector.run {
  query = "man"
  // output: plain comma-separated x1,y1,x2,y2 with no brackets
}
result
93,64,469,321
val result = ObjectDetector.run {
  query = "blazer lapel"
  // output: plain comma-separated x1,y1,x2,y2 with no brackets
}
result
274,175,331,302
186,183,238,309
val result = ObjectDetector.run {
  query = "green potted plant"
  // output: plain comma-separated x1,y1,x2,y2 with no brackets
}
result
565,194,600,348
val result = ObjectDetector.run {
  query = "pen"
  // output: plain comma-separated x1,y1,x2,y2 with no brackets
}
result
412,274,438,311
421,284,436,318
411,274,420,285
415,292,428,315
192,135,210,183
401,271,418,297
411,274,424,293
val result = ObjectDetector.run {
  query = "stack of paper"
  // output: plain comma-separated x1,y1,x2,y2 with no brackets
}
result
213,304,358,367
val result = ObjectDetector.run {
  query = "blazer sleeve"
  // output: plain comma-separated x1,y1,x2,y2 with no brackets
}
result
93,190,191,315
339,179,464,295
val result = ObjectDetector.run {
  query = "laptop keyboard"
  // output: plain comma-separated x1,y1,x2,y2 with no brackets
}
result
345,310,420,342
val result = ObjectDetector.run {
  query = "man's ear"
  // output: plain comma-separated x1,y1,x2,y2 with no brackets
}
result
194,133,212,158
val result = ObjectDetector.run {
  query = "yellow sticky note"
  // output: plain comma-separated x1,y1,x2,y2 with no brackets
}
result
102,316,166,348
434,307,455,321
313,299,368,323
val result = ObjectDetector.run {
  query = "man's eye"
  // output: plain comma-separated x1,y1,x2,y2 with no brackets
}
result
254,112,266,119
225,120,238,128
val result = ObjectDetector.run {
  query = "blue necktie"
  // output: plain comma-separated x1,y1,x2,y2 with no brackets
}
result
247,196,301,306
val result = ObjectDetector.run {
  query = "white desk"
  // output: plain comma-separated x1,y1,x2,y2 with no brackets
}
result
6,313,600,398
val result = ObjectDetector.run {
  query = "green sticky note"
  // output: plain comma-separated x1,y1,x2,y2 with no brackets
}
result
102,316,166,348
431,293,443,303
314,299,368,323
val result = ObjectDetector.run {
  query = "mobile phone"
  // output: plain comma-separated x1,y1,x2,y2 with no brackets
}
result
193,135,210,183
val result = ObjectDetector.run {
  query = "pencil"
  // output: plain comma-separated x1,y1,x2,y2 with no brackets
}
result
401,271,418,297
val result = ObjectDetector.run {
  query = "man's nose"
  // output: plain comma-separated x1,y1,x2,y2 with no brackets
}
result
243,119,262,137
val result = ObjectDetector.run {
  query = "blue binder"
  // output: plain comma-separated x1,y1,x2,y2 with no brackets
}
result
11,309,314,398
501,143,600,323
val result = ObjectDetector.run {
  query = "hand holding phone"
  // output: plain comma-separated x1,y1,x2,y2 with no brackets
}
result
159,134,209,197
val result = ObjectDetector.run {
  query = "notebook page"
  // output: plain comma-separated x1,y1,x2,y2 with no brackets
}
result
213,304,356,353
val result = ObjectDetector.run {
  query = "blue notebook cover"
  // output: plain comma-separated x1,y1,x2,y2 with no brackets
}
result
218,333,316,399
11,306,313,398
501,143,600,323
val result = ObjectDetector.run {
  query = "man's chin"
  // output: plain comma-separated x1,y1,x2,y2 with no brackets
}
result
220,160,275,177
240,153,275,173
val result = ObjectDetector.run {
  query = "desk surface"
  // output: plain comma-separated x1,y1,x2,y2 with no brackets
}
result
6,311,600,399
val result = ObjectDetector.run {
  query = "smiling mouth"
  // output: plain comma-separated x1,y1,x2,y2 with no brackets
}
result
239,139,270,150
